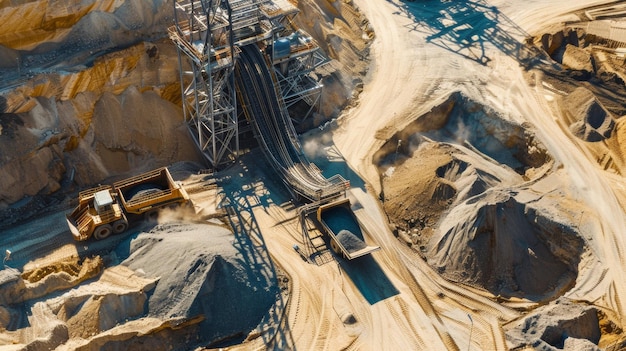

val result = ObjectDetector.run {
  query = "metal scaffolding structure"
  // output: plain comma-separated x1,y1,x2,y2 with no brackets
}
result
170,0,328,168
271,31,328,125
169,0,241,167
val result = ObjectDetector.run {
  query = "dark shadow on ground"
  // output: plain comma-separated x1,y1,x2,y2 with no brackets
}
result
301,130,367,191
313,204,398,304
216,154,297,350
393,0,540,66
392,1,626,124
337,254,399,305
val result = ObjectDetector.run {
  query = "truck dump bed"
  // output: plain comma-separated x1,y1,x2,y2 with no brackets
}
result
317,199,380,259
114,167,189,215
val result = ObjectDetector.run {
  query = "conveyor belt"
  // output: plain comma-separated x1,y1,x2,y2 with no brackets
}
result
235,44,348,201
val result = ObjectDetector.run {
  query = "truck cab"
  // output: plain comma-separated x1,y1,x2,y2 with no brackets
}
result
66,167,188,241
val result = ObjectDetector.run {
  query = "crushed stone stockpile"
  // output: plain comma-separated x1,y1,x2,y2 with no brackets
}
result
427,189,584,299
120,221,278,344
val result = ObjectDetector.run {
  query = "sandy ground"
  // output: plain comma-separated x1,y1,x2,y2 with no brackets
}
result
327,0,626,349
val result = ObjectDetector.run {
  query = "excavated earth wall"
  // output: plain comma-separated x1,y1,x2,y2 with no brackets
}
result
0,0,372,211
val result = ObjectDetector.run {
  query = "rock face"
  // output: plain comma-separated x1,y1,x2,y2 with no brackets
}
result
0,40,201,207
0,0,200,208
564,87,615,142
506,298,601,350
0,0,174,71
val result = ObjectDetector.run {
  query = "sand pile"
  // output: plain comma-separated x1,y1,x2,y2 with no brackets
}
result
427,189,583,298
0,220,278,349
374,92,549,176
120,221,278,344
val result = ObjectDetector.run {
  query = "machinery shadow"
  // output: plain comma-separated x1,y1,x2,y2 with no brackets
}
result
337,254,399,305
394,0,540,67
217,163,297,350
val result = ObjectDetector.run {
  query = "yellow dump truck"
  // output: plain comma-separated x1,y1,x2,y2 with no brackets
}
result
66,167,189,241
316,198,380,259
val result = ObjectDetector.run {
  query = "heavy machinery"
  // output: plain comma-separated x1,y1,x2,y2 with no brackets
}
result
66,167,189,241
316,198,380,259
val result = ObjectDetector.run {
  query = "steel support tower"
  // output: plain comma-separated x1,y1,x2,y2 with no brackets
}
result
170,0,327,168
170,0,244,167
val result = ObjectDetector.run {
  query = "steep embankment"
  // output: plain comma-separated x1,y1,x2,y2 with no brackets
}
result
0,40,199,208
294,0,374,125
0,0,200,209
0,0,372,209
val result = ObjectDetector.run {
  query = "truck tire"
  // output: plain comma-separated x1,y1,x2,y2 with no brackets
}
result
112,219,128,234
93,224,113,240
330,238,342,255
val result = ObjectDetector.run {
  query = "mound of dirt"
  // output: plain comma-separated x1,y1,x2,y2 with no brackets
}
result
376,93,549,243
564,87,615,142
380,142,524,243
562,44,593,72
120,221,278,344
427,189,583,299
505,298,601,350
374,92,549,177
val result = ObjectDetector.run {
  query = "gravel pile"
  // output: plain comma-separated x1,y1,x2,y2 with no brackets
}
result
121,221,278,343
